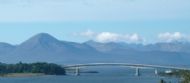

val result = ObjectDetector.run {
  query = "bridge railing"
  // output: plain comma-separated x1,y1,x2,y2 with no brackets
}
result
63,63,190,76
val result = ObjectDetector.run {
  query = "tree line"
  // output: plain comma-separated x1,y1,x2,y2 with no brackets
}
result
176,70,190,83
0,62,66,75
159,70,190,83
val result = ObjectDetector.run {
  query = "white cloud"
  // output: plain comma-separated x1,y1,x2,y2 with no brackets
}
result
158,32,187,42
96,32,143,43
76,31,190,43
80,29,96,38
96,32,119,42
76,30,144,43
124,33,143,43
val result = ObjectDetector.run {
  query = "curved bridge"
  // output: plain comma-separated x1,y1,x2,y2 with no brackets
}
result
63,63,190,76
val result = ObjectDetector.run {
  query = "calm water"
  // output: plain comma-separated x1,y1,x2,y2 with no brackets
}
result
0,67,180,83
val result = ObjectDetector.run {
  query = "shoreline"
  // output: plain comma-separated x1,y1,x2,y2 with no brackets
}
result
0,73,45,78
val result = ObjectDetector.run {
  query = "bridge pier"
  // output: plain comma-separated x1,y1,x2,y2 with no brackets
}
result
75,67,80,76
63,63,186,77
135,68,140,76
154,69,158,75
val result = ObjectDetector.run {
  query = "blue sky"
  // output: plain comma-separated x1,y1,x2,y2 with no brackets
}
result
0,0,190,44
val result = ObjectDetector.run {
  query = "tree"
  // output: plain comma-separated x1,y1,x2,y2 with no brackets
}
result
160,79,166,83
0,62,66,75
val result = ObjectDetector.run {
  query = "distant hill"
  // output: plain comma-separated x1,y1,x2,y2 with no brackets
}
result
0,33,190,66
0,42,15,55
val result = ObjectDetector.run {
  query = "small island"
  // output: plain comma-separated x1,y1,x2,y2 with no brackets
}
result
0,62,66,77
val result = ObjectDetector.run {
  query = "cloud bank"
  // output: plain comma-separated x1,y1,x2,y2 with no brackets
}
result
96,32,142,43
158,32,188,42
76,30,143,43
75,30,190,43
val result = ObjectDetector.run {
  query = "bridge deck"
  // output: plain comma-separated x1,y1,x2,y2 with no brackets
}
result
63,63,190,70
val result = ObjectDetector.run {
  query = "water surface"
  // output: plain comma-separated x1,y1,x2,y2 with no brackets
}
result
0,67,179,83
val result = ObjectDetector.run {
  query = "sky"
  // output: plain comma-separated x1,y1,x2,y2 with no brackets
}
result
0,0,190,44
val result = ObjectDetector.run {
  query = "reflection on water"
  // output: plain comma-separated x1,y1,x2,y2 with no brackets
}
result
0,67,180,83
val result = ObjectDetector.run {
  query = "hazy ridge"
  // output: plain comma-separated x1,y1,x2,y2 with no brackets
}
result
0,33,190,66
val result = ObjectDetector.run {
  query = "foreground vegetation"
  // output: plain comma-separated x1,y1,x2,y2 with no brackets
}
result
159,70,190,83
0,62,65,77
1,73,44,77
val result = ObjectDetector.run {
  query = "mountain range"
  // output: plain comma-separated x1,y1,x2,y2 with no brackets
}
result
0,33,190,66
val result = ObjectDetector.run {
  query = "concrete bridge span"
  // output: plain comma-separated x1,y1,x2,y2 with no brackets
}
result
63,63,190,76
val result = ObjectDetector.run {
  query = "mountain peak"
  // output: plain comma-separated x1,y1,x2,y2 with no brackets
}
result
34,32,56,39
85,40,98,44
33,33,55,39
21,33,59,46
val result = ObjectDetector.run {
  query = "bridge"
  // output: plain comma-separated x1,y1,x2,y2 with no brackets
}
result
63,63,190,76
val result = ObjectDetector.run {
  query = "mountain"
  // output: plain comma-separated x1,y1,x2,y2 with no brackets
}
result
0,42,15,55
84,40,129,52
0,33,190,66
3,33,102,63
84,40,140,56
144,42,190,53
84,40,190,65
